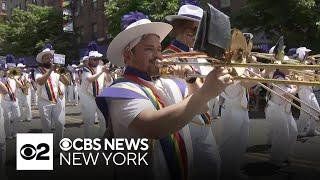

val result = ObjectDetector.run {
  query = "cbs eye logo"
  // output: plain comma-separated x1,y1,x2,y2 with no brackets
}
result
59,138,72,151
20,143,50,160
16,133,53,170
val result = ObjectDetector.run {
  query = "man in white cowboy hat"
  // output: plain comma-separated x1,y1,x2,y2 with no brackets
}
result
97,12,233,180
34,46,69,152
164,4,221,179
80,50,109,138
16,61,32,121
1,54,22,139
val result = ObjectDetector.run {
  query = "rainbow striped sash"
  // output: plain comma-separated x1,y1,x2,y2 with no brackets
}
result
38,67,61,103
124,74,188,180
84,66,100,97
5,79,16,101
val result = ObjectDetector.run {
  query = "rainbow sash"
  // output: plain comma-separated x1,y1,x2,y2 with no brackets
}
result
38,67,62,103
83,66,99,97
123,74,188,180
5,79,16,101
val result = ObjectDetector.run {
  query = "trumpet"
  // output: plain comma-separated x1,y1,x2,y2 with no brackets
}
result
56,66,69,75
20,79,31,95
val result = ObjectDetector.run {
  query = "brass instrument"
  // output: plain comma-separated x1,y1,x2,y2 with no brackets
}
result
157,29,320,86
56,66,69,75
7,68,21,77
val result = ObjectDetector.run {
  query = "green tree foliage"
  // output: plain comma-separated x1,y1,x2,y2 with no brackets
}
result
0,4,78,62
232,0,320,52
105,0,180,38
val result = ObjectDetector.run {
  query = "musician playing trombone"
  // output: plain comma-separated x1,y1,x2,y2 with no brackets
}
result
164,4,221,179
96,12,233,180
266,67,298,167
1,54,22,139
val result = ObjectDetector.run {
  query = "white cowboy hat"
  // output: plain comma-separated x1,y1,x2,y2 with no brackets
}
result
80,56,89,63
17,63,26,68
107,19,172,67
296,47,312,60
36,48,55,63
88,51,103,58
165,5,203,23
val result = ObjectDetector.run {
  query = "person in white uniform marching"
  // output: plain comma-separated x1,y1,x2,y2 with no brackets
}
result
81,50,108,138
217,76,256,178
266,69,298,166
34,45,69,153
16,61,32,121
0,78,8,176
1,54,22,139
164,4,222,179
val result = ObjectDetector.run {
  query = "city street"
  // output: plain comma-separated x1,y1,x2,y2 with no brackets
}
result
4,103,320,179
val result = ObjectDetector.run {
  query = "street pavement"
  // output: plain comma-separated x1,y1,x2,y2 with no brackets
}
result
3,103,320,179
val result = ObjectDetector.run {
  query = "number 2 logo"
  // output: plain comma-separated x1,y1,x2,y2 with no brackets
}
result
20,143,50,160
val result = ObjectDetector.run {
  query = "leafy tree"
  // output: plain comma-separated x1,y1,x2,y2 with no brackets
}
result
105,0,181,38
0,4,78,63
232,0,320,53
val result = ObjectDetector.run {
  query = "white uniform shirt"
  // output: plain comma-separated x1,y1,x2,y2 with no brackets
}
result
1,77,18,101
107,77,192,180
81,65,105,97
34,68,60,102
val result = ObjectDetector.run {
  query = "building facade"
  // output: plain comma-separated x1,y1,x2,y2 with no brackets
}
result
73,0,108,51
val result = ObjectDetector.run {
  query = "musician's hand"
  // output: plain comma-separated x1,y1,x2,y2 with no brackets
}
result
200,67,233,99
170,65,193,79
102,65,109,73
51,64,58,72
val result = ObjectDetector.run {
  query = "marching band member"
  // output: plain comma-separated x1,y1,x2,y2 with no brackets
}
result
164,4,221,179
1,54,21,139
0,78,8,176
16,61,32,121
96,12,232,180
67,62,79,106
80,48,108,138
295,47,320,136
218,77,255,178
34,45,69,152
265,69,298,166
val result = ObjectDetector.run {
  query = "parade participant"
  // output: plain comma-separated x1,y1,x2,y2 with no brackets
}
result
80,45,109,138
16,60,32,121
67,62,79,106
218,78,255,178
97,12,233,180
164,4,221,179
1,54,22,139
34,45,69,152
294,47,320,136
0,78,8,176
265,69,298,166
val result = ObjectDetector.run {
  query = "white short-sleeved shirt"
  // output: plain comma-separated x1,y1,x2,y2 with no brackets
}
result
107,78,192,180
1,77,18,101
81,65,105,97
34,68,60,102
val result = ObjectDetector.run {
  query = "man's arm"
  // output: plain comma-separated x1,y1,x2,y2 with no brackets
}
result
36,68,53,85
129,67,233,138
0,81,8,94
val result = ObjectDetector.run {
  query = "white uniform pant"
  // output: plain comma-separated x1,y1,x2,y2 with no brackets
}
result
0,105,6,173
80,94,106,138
266,101,298,165
38,98,65,152
208,96,220,119
31,88,37,106
67,85,78,104
189,120,221,180
218,101,249,176
1,100,20,138
17,92,32,121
